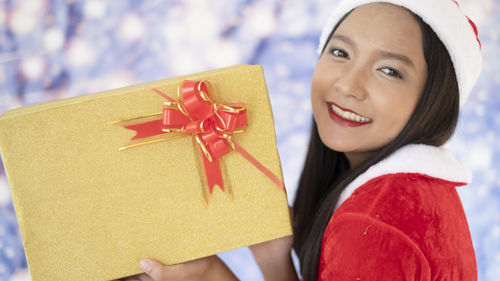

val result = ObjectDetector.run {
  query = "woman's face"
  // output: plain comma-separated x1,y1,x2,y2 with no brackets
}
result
311,3,428,167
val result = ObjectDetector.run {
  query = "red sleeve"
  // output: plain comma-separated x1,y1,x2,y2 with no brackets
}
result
319,213,431,281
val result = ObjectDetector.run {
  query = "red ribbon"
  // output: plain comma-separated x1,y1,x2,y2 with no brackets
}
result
123,80,259,195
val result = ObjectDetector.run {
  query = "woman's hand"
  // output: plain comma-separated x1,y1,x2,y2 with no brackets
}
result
115,255,238,281
114,256,213,281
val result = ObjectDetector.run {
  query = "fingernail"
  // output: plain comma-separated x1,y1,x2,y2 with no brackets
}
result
139,260,152,273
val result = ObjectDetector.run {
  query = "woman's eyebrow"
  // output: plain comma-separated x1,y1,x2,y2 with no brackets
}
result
331,34,354,46
377,50,416,69
332,34,416,70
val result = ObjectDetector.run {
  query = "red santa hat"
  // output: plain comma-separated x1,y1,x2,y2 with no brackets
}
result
318,0,482,106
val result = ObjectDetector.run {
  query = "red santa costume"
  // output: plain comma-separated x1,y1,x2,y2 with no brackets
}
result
317,144,477,280
314,0,482,280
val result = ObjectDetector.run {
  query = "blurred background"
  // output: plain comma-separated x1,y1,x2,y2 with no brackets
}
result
0,0,498,280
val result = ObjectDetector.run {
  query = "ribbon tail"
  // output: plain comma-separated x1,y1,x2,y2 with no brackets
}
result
201,153,225,194
148,86,177,103
233,142,286,194
124,119,165,140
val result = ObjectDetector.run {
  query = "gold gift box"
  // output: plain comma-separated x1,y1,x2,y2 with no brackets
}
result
0,65,292,281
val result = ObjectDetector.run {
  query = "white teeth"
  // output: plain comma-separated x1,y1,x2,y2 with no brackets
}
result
329,103,372,123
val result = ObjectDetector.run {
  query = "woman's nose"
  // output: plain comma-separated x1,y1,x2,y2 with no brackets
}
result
334,65,368,101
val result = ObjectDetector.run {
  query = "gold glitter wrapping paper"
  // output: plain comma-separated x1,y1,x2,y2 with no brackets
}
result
0,64,292,281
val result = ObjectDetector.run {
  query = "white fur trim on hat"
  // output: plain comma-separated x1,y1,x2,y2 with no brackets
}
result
317,0,482,107
336,144,472,208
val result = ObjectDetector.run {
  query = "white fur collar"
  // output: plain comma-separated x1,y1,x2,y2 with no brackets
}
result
336,144,472,208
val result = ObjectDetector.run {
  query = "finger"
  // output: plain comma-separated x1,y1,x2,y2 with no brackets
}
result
137,274,155,281
139,259,167,280
112,277,140,281
122,273,154,281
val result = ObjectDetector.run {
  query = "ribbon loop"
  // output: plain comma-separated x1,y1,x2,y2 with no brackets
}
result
207,137,232,159
163,106,189,129
184,120,209,134
181,80,215,120
198,131,232,159
218,107,247,132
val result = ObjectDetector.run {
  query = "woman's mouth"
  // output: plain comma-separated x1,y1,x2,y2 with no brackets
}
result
327,102,373,127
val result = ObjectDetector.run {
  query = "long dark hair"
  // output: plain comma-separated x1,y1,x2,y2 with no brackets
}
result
292,10,460,281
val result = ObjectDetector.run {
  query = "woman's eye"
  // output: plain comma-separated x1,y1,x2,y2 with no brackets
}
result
331,48,349,58
380,67,402,79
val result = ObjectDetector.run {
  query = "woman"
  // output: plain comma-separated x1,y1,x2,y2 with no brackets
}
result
121,0,482,280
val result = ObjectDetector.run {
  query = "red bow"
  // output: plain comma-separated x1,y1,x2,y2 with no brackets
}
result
161,80,247,163
122,80,250,196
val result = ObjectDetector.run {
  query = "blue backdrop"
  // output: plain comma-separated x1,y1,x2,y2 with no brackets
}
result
0,1,498,280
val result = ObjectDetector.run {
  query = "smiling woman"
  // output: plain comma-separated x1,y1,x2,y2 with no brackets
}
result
311,3,428,167
293,0,482,280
